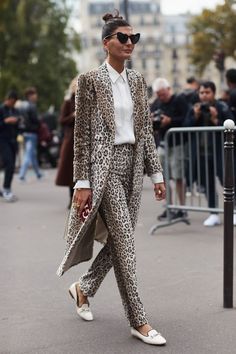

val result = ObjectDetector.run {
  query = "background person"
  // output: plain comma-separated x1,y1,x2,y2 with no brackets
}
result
0,91,19,202
57,10,167,347
150,78,189,221
185,81,233,226
181,76,200,107
18,87,42,181
55,77,77,208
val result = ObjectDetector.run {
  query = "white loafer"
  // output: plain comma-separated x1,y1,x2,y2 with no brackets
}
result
69,282,93,321
131,327,166,346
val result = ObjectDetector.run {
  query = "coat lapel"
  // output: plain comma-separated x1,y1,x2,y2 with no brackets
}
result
93,63,115,133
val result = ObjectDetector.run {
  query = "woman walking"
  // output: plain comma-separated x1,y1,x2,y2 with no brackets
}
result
57,11,166,346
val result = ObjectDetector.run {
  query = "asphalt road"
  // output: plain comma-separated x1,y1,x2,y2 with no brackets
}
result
0,169,235,354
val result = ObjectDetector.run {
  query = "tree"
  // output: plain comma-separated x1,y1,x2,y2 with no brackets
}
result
188,1,236,75
0,0,80,112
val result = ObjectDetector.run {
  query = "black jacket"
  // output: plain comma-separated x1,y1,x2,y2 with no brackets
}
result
19,101,40,133
0,104,19,141
184,100,234,156
150,93,189,146
184,100,233,127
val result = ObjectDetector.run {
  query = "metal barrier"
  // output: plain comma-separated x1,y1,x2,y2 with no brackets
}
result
149,125,233,234
150,121,235,308
223,120,235,308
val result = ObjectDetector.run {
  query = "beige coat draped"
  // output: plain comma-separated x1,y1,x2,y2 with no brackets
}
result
57,63,162,277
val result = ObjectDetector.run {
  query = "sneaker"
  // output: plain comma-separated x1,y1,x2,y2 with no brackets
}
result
2,190,18,202
157,210,167,221
157,209,176,221
233,214,236,226
0,190,3,197
172,210,188,220
185,187,192,197
19,176,26,182
203,214,221,227
37,173,44,180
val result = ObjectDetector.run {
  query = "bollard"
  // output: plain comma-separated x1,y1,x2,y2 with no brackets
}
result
223,119,235,308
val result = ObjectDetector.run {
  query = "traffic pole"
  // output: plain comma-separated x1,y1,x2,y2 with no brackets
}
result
223,119,235,308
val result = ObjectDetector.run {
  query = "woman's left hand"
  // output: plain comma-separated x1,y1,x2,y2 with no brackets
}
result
154,183,166,201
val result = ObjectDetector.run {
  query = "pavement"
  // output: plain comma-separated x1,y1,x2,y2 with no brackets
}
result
0,169,236,354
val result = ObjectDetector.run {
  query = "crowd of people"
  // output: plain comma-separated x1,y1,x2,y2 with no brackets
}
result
149,70,236,227
0,86,59,201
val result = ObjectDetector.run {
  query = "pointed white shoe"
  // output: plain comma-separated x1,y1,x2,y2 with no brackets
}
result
131,327,166,346
69,282,93,321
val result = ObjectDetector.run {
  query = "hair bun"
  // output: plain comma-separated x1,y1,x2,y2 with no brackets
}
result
102,10,123,23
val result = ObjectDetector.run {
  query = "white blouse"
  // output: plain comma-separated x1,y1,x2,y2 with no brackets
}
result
74,62,163,189
106,62,135,145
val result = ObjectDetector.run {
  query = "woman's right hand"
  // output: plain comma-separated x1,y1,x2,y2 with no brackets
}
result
73,188,92,219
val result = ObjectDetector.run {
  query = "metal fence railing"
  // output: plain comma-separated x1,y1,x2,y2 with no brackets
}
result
149,126,235,234
150,121,235,308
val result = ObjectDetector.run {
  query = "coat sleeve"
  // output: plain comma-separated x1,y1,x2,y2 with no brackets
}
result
141,76,163,176
73,74,92,182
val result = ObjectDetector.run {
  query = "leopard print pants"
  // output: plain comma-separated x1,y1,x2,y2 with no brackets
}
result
78,144,148,328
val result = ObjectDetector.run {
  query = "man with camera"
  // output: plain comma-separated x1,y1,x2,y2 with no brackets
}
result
185,81,233,226
151,78,189,221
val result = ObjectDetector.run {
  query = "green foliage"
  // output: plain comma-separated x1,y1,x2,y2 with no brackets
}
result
0,0,80,112
188,1,236,74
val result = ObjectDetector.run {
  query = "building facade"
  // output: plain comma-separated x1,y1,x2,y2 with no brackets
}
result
76,1,231,94
77,1,198,90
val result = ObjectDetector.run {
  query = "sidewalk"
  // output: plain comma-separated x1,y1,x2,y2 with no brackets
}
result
0,169,235,354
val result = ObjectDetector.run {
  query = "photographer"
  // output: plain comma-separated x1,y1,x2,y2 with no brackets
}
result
185,81,233,226
151,78,189,221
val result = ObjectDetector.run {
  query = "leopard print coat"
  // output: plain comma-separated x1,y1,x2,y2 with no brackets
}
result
57,63,162,277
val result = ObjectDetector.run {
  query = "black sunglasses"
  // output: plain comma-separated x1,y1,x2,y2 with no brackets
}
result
104,32,140,45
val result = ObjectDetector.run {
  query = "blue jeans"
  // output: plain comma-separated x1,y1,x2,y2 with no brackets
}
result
19,133,42,179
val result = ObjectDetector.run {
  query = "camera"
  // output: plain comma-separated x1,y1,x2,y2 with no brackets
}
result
152,109,164,130
199,102,212,124
200,102,210,114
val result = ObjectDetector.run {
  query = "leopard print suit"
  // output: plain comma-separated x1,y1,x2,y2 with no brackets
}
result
57,63,162,278
57,62,163,327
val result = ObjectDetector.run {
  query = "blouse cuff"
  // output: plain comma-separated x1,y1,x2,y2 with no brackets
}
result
150,172,164,184
74,180,91,189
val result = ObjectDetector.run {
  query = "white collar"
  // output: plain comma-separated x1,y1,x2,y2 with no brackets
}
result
105,61,128,84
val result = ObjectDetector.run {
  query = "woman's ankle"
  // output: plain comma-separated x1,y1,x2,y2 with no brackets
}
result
135,323,152,335
76,284,88,305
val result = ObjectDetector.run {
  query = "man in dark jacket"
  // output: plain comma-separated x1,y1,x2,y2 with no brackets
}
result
0,91,19,201
151,78,189,220
18,87,42,181
185,81,233,226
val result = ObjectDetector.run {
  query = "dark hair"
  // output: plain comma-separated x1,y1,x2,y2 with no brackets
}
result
24,86,37,99
226,68,236,84
200,81,216,94
186,76,198,84
102,9,130,40
6,90,18,100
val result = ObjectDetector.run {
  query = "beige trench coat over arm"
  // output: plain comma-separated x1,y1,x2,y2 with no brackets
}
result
56,63,162,277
